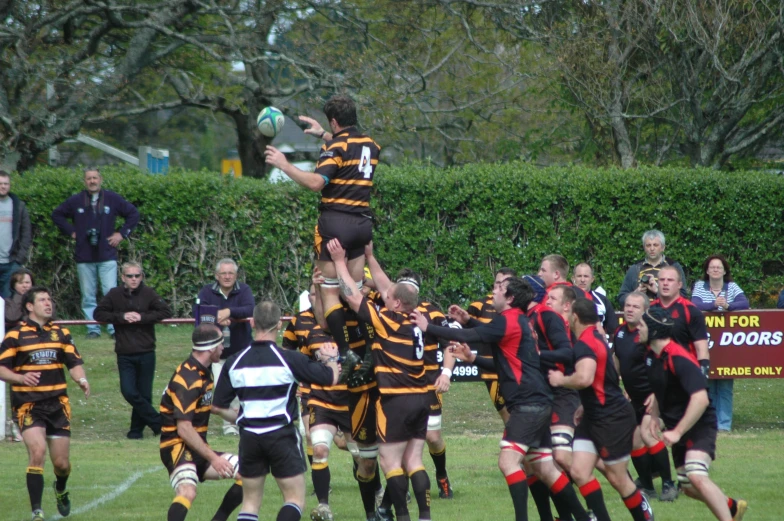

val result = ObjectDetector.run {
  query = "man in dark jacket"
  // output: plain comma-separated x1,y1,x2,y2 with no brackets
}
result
52,167,140,338
197,258,255,435
0,171,32,298
94,261,172,439
617,229,688,307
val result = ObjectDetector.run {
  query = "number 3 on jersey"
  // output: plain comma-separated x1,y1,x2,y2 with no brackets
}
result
413,327,425,360
360,146,374,179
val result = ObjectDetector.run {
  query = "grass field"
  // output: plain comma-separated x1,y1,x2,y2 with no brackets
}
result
2,325,782,521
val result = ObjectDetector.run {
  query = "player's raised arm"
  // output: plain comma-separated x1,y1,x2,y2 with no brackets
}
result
264,145,326,192
326,239,363,312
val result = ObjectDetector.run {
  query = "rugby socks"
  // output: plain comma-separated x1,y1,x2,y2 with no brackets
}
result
631,446,655,490
429,445,448,479
505,470,529,521
728,498,739,517
526,475,554,521
385,469,410,520
648,441,673,482
324,304,351,354
356,466,379,517
311,460,331,504
579,479,611,521
237,513,259,521
168,495,191,521
550,472,590,521
409,467,431,520
212,481,243,521
622,489,649,521
54,464,71,493
277,503,302,521
26,467,44,512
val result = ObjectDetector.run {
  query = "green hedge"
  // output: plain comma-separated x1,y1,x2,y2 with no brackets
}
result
11,164,784,318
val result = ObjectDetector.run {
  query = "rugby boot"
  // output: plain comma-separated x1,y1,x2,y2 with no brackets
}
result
634,477,657,500
437,476,454,499
375,506,395,521
310,503,334,521
375,486,385,508
734,499,748,520
641,492,655,521
54,483,71,516
659,480,678,502
31,510,45,521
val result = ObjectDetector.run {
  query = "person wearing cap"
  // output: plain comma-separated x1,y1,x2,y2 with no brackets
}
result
94,261,172,439
159,324,243,521
640,308,747,521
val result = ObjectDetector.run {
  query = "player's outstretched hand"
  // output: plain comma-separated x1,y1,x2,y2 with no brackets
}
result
326,238,346,263
211,455,235,479
264,145,287,169
298,115,325,137
448,304,471,325
448,342,474,363
435,374,451,393
409,309,429,331
548,369,565,387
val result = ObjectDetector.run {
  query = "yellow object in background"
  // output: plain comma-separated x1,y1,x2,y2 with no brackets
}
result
221,158,242,178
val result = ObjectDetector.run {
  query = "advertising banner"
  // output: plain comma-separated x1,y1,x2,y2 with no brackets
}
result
702,310,784,379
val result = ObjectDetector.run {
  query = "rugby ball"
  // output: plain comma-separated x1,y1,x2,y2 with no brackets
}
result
256,106,285,138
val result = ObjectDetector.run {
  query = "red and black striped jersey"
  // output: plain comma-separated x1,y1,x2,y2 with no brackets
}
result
467,294,498,380
160,354,213,449
528,303,573,374
300,325,350,411
650,297,708,359
544,281,588,301
316,127,380,214
416,301,449,388
572,326,628,420
356,296,427,395
0,321,83,407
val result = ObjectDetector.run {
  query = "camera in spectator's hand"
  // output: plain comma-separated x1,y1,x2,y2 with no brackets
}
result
640,274,652,285
87,228,100,247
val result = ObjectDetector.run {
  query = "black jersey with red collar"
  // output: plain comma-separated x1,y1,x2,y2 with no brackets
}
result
424,307,552,408
572,326,628,421
650,296,708,358
645,340,716,430
527,303,574,374
613,323,652,403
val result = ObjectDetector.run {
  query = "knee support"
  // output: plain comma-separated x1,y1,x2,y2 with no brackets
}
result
322,277,340,289
551,429,574,452
525,448,553,463
427,414,442,431
358,444,379,459
684,459,710,477
310,428,335,451
170,463,199,491
346,441,361,458
500,439,528,455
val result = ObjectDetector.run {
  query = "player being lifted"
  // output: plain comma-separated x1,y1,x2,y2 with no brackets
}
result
265,96,381,361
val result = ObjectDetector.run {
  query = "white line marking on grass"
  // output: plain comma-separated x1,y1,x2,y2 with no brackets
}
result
50,466,159,520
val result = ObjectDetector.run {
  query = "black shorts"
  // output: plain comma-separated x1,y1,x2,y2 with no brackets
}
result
309,405,352,434
631,398,647,426
314,210,373,261
428,390,443,417
574,404,636,462
551,388,581,428
376,393,429,443
484,380,506,412
13,396,72,437
238,424,306,479
670,421,717,468
349,388,379,445
503,404,552,451
160,442,216,482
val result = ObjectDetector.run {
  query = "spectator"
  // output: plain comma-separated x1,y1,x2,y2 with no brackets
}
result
94,261,172,439
198,258,254,435
52,168,140,339
572,262,619,339
0,170,32,298
5,268,35,330
618,229,687,307
777,289,784,309
690,254,749,432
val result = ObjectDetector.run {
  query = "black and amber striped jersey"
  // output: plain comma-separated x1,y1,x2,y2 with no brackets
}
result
356,296,427,395
160,354,213,449
0,321,83,408
283,309,320,399
315,127,380,214
301,325,350,411
467,294,499,380
417,302,449,389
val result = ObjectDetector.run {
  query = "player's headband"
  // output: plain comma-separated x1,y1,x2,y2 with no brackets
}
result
193,336,223,351
523,275,547,303
396,277,420,291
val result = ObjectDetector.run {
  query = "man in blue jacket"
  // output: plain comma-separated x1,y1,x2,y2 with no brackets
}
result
52,168,139,338
198,258,255,435
0,171,32,298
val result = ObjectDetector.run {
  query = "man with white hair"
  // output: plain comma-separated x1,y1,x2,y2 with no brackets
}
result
618,230,687,307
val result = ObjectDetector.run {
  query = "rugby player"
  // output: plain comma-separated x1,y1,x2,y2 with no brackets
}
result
640,308,746,521
613,292,677,502
159,324,243,521
328,239,432,521
0,287,89,521
412,277,590,521
548,299,654,521
265,95,381,361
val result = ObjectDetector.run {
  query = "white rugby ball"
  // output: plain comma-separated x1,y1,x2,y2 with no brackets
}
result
256,106,285,138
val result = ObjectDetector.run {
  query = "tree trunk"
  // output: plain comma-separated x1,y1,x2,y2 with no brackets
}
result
233,112,270,178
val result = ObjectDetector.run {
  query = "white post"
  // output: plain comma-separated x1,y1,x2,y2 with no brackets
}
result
0,297,5,439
